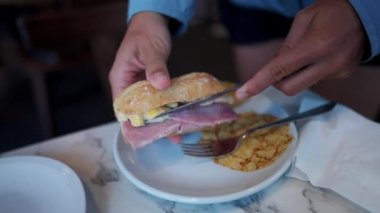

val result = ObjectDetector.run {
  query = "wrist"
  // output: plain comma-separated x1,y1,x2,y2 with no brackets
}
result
129,12,169,34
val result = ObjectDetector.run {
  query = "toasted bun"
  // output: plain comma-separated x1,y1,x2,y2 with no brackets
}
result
113,72,226,121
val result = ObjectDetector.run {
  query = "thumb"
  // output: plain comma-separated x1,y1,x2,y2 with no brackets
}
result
143,43,171,89
145,58,171,90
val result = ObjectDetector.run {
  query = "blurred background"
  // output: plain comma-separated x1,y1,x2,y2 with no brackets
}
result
0,0,379,152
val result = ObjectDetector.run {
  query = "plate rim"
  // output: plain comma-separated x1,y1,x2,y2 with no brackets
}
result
0,155,86,213
113,97,298,204
113,127,296,204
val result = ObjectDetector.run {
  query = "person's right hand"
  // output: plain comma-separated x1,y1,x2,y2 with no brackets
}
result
109,12,172,99
235,0,365,99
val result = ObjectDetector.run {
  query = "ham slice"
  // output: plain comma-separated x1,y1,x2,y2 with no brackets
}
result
122,102,238,150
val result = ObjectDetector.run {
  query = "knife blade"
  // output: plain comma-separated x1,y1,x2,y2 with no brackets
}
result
154,82,243,119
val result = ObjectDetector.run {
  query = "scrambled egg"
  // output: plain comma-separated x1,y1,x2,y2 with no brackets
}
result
129,103,177,127
200,112,293,172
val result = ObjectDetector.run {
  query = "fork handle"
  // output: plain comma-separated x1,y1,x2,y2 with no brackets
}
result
245,102,337,135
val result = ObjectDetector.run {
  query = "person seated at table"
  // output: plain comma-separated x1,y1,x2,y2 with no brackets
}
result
109,0,380,101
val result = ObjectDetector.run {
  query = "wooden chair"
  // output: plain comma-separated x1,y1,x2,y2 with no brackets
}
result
17,1,126,138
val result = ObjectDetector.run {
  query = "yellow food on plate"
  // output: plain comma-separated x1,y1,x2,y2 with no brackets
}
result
200,112,293,172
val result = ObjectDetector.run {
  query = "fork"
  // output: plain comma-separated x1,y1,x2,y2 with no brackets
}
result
180,102,337,157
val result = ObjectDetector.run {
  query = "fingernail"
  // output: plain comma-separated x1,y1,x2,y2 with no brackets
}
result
153,72,165,82
152,72,168,88
236,90,249,100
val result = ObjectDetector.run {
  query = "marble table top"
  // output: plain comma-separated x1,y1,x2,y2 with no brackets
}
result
1,88,368,213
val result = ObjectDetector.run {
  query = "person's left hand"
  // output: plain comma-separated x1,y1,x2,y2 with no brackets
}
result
236,0,366,99
109,12,171,99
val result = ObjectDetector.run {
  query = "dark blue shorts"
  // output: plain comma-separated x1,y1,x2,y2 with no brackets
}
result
219,0,293,44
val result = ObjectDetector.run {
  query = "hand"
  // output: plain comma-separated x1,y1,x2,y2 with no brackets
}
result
236,0,365,99
109,12,171,99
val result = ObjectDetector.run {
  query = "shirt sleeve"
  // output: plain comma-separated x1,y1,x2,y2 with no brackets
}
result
348,0,380,60
230,0,314,18
127,0,195,34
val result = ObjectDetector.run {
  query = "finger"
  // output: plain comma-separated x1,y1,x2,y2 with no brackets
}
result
142,45,171,90
109,57,145,99
236,35,326,99
274,60,332,95
145,59,171,90
235,8,316,99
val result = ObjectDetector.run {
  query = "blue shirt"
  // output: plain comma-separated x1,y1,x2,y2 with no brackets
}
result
128,0,380,60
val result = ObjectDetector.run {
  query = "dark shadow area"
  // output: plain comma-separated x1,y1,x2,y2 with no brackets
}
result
0,66,114,152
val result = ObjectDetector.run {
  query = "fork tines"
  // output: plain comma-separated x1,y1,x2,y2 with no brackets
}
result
180,143,216,157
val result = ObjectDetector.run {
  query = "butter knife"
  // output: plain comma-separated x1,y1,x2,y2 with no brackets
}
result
154,82,243,118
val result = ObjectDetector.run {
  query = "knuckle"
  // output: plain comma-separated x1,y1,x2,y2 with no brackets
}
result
269,64,289,82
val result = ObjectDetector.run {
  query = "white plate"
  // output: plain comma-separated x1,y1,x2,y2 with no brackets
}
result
0,156,86,213
113,95,298,204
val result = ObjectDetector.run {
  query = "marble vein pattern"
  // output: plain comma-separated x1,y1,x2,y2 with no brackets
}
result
2,122,369,213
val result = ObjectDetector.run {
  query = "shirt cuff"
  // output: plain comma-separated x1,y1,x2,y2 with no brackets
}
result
348,0,380,61
127,0,195,34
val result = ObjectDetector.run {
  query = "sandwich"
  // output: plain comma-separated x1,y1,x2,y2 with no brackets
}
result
113,72,238,150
